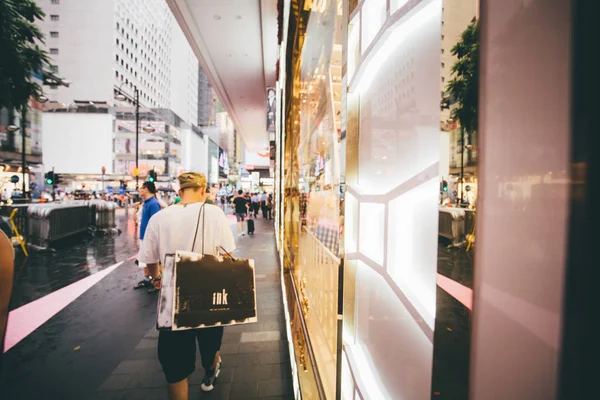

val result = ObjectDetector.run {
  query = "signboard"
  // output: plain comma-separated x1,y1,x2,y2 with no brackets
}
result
218,148,229,178
266,87,276,132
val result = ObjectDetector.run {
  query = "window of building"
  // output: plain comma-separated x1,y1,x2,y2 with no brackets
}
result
50,65,58,72
50,48,59,55
50,31,59,38
50,15,59,21
115,70,119,78
51,0,60,4
441,77,445,82
441,62,445,68
441,49,445,54
50,84,58,89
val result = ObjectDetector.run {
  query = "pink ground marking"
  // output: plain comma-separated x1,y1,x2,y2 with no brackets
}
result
4,261,124,353
436,273,473,310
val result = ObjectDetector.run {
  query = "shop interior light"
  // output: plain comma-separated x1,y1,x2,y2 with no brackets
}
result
6,125,19,132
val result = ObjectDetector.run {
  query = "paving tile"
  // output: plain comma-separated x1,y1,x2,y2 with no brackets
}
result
125,371,166,389
232,366,260,384
240,331,281,343
226,323,256,333
219,342,240,355
112,360,149,375
119,389,156,400
238,341,270,353
230,381,259,399
260,364,292,381
222,332,243,344
224,352,260,367
94,391,125,400
135,338,157,349
258,379,294,397
191,382,232,399
128,347,157,360
141,387,169,400
259,351,289,365
98,374,134,391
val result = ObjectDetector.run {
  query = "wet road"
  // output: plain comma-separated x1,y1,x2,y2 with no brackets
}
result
1,209,156,400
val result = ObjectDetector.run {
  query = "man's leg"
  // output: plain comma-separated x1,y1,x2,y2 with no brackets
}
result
158,330,196,400
197,327,224,392
168,379,188,400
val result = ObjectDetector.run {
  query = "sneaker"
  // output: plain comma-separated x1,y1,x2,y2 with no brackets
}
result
201,358,221,392
133,277,152,290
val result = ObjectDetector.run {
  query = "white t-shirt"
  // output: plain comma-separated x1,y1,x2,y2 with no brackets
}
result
138,202,235,265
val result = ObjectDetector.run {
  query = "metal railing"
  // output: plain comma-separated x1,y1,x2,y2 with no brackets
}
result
298,225,341,400
88,200,118,234
27,203,90,248
439,207,475,247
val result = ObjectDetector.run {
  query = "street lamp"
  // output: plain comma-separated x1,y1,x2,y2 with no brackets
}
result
114,82,143,190
139,116,156,134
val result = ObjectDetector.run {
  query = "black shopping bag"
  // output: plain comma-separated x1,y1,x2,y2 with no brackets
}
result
156,203,257,330
171,250,257,330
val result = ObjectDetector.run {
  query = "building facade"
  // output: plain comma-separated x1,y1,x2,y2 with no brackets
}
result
36,0,198,126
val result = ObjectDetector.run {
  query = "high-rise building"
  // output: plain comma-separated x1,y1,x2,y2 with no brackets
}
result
36,0,198,126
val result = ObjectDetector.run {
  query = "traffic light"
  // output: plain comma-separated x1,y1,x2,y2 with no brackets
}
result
54,174,62,185
441,180,448,193
45,171,54,185
148,169,157,183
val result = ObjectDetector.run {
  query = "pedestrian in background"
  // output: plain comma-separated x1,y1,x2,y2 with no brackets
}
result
134,181,163,292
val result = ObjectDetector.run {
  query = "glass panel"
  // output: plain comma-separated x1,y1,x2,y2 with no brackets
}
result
346,1,443,398
292,1,346,398
361,0,387,53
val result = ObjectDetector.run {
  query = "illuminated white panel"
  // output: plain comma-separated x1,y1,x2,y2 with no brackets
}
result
348,13,361,81
347,0,442,399
358,202,385,266
361,0,387,54
341,354,355,400
345,192,359,253
387,177,439,327
354,260,433,398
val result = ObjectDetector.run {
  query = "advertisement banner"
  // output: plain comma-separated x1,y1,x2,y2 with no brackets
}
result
266,87,276,132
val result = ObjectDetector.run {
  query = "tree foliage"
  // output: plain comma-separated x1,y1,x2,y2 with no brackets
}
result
0,0,50,110
446,20,479,135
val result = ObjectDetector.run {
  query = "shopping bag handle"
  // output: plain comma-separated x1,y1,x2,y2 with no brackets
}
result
219,246,236,261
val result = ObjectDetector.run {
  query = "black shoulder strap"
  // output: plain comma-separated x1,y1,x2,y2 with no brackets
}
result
191,202,206,253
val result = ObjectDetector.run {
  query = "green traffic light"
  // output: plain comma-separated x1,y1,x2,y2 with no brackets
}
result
443,186,448,192
148,177,155,182
46,179,53,185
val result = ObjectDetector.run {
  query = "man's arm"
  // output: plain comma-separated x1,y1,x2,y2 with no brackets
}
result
138,219,160,280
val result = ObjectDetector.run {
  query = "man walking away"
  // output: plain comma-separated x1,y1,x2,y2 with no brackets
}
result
233,190,249,237
260,192,268,219
250,192,258,218
266,193,273,220
138,172,235,399
134,181,162,292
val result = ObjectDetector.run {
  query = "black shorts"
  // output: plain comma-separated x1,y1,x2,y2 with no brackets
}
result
157,327,224,384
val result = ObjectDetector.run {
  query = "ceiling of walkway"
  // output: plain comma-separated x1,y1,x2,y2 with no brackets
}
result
167,0,279,152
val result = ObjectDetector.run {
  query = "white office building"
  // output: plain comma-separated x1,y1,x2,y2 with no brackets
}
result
37,0,198,126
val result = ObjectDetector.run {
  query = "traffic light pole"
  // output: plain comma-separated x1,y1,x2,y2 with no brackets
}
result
135,87,140,191
21,104,27,196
